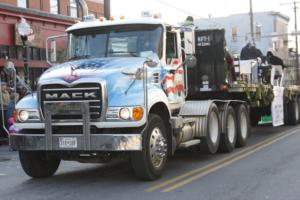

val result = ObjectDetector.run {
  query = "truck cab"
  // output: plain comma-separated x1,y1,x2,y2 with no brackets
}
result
10,17,188,180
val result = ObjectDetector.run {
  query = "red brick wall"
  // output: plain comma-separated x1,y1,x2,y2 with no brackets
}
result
59,0,69,15
87,1,103,17
41,0,50,12
0,0,103,17
28,0,41,10
0,0,17,6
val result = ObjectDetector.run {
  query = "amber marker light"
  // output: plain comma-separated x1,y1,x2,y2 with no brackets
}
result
132,107,143,121
13,110,17,123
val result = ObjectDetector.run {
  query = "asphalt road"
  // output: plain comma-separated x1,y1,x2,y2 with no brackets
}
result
0,125,300,200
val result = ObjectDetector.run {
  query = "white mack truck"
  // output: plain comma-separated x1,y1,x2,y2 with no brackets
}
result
8,1,300,180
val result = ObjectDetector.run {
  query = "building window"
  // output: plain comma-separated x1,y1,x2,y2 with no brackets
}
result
8,46,17,59
17,0,28,8
50,0,59,14
0,45,8,58
17,46,23,60
70,0,78,18
32,48,41,60
256,24,261,41
232,26,237,42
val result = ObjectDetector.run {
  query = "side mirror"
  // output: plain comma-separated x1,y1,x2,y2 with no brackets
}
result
50,40,57,63
46,34,67,65
186,55,197,68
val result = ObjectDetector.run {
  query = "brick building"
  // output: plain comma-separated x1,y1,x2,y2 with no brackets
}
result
0,0,103,87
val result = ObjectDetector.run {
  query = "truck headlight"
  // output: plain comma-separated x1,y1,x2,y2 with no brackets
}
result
17,109,40,122
18,110,29,122
119,108,130,120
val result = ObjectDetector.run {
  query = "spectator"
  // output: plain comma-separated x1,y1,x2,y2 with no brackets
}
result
6,93,19,121
240,42,263,60
266,51,285,68
1,82,10,107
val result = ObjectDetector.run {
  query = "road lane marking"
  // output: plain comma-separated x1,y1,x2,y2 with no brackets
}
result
146,126,299,193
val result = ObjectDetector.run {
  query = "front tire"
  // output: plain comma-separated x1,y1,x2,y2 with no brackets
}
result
19,151,60,178
131,114,168,180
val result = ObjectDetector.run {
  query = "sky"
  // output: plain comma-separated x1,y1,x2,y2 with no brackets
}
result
111,0,298,31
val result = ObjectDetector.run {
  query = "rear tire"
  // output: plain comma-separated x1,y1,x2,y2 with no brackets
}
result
236,104,250,147
287,98,299,125
19,151,60,178
131,114,168,180
199,103,220,154
219,106,237,153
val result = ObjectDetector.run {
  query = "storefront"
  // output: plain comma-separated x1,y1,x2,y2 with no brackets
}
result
0,3,76,89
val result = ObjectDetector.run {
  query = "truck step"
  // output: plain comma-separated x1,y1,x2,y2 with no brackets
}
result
179,139,201,148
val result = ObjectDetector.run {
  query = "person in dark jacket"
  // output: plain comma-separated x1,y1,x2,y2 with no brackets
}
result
266,51,284,68
240,42,264,60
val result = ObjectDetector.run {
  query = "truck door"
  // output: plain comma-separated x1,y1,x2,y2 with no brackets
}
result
162,30,185,102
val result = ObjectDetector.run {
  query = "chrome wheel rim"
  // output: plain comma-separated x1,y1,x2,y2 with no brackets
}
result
227,114,236,143
149,127,167,169
240,111,248,139
209,111,219,144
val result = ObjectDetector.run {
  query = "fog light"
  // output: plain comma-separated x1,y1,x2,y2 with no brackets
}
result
119,108,131,120
18,110,29,122
132,107,143,121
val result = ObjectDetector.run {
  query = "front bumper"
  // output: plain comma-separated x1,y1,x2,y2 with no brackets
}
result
9,133,142,151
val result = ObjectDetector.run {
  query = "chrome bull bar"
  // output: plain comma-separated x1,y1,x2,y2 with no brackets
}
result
44,102,91,151
10,102,142,151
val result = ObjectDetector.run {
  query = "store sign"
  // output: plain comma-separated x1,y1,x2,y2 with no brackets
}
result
15,23,41,48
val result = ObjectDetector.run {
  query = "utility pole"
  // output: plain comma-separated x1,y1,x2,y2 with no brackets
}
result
293,1,300,70
249,0,255,45
104,0,110,19
281,1,300,83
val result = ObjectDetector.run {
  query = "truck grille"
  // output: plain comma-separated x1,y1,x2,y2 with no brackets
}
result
40,83,102,120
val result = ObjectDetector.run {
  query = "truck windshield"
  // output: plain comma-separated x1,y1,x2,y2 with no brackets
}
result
68,24,163,60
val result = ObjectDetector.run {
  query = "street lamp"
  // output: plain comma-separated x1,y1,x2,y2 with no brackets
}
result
17,17,32,85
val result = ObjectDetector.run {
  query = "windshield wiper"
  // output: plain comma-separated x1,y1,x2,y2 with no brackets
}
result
69,54,91,61
109,51,139,57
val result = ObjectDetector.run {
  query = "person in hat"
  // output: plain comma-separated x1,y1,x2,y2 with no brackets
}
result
266,51,285,69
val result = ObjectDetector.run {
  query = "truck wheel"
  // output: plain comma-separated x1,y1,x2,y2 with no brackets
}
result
236,104,250,147
199,103,220,154
287,98,299,125
131,114,168,180
219,106,237,153
19,151,60,178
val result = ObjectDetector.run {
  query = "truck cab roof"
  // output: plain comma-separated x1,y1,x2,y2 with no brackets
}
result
66,17,166,32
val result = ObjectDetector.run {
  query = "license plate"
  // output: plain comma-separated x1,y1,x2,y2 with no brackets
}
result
59,137,77,148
